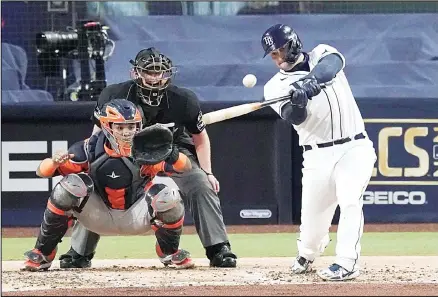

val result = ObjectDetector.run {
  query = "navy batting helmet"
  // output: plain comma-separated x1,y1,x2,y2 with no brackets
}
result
261,24,302,63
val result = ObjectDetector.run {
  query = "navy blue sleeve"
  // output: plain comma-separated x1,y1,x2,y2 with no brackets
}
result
308,53,343,84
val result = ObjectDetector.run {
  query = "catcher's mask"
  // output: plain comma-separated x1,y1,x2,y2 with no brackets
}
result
98,99,143,157
130,47,177,107
132,123,175,166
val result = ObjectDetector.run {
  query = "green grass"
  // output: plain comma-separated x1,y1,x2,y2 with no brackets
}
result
2,232,437,261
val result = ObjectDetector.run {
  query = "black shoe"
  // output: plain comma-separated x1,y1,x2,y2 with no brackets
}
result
206,242,237,268
59,247,94,269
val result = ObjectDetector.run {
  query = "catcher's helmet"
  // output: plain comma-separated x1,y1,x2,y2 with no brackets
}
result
130,47,177,107
98,99,142,157
261,24,302,63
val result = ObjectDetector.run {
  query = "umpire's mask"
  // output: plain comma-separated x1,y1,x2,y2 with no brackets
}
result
130,47,177,107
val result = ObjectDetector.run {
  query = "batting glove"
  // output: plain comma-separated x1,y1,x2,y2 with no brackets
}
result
289,88,309,108
300,76,322,98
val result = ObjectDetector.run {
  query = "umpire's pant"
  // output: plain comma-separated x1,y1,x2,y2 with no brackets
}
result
70,155,230,257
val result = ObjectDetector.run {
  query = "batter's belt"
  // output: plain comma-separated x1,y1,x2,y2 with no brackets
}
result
302,132,366,152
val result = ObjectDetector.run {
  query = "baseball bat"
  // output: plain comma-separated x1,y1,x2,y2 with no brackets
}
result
202,95,290,125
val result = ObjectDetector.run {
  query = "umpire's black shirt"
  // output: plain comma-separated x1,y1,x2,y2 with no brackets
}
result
93,80,206,157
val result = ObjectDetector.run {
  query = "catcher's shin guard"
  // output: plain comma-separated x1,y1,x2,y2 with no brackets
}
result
146,183,185,255
33,173,91,256
154,225,194,269
145,182,191,266
154,223,183,256
34,207,72,257
25,173,93,271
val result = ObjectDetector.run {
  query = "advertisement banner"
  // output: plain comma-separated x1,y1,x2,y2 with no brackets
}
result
363,118,438,222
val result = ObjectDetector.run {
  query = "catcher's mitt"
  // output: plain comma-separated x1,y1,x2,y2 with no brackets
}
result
132,123,174,166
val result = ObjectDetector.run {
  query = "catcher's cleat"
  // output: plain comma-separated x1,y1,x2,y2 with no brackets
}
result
317,263,360,281
59,247,94,269
209,244,237,268
159,249,195,269
22,248,57,272
291,256,313,274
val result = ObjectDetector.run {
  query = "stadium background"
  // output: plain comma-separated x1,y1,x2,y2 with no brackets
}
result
2,1,438,227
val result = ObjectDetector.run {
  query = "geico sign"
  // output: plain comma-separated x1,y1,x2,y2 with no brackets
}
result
2,141,68,192
362,191,427,205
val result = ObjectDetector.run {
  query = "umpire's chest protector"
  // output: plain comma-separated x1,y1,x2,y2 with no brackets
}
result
86,133,147,209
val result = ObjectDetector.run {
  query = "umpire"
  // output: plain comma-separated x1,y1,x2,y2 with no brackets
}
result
58,47,237,268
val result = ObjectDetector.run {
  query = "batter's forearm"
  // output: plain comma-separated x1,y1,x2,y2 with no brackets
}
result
307,53,343,84
281,103,308,125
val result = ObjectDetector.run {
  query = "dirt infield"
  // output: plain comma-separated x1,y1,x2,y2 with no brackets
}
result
3,224,438,296
2,257,438,296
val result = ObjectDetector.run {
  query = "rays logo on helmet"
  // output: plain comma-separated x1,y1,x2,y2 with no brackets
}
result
263,36,274,46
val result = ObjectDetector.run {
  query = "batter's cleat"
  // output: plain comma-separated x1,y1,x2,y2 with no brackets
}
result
59,247,93,269
22,248,57,272
209,244,237,268
317,263,360,281
291,256,313,274
159,249,195,269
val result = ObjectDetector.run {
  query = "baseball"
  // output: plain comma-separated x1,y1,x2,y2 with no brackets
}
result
243,74,257,88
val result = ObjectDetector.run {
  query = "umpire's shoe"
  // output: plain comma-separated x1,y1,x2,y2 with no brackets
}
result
22,248,57,272
207,242,237,268
317,263,360,281
291,256,313,274
59,247,94,269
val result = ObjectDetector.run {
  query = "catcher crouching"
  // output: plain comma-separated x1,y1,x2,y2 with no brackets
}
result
23,99,194,271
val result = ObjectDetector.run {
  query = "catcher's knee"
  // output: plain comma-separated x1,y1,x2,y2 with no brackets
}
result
49,173,94,214
145,183,184,226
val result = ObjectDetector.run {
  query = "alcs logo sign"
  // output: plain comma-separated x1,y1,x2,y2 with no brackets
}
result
366,119,438,186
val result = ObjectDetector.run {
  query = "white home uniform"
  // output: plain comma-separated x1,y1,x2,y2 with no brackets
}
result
264,44,377,272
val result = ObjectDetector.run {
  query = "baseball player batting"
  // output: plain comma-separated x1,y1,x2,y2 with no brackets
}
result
261,24,377,281
22,99,195,271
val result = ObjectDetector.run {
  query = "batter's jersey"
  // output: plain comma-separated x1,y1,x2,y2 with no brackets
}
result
264,44,366,146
